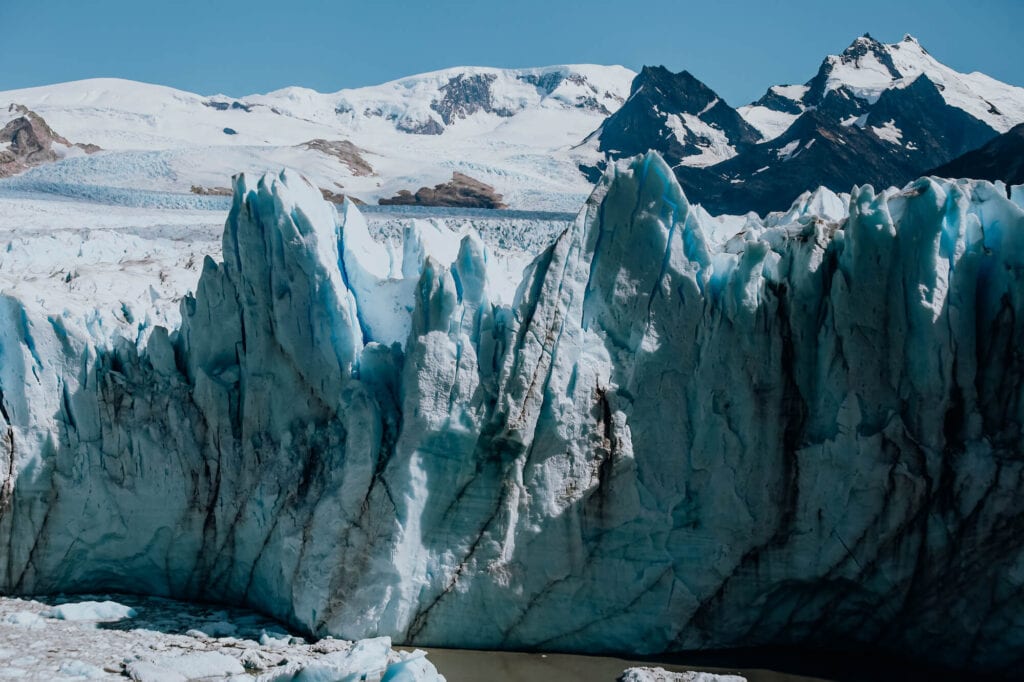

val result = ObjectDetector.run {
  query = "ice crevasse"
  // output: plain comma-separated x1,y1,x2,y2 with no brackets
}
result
2,151,1024,674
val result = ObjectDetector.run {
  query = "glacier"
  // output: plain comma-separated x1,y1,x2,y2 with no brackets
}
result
1,152,1024,674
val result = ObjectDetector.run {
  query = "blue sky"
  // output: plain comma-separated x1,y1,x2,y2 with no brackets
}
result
2,0,1022,105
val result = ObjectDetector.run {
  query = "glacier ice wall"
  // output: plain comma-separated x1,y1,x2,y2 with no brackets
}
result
2,155,1024,673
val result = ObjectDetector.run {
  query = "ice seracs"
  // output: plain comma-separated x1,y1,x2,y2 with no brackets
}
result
1,154,1024,676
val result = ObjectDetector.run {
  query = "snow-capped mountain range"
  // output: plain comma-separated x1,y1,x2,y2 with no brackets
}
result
588,34,1024,214
1,34,1022,214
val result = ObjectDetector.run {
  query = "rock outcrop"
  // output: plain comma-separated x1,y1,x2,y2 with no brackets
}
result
0,104,100,178
2,153,1024,675
299,139,374,177
930,122,1024,187
379,171,508,208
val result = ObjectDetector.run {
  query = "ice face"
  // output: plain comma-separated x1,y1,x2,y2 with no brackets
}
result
1,154,1024,674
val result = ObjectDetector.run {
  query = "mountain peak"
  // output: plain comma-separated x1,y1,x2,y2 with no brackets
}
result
594,65,761,170
628,65,720,113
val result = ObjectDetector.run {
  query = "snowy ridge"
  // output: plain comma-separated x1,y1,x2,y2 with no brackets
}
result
832,35,1024,130
2,155,1024,674
0,67,635,211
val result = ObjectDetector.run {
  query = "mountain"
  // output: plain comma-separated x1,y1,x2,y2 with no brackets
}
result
930,122,1024,186
683,71,1003,215
3,154,1024,675
4,36,1023,217
585,34,1024,215
0,65,635,211
742,34,1024,138
585,66,761,169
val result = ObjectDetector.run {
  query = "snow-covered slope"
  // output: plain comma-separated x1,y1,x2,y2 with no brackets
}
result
0,66,635,211
2,155,1024,675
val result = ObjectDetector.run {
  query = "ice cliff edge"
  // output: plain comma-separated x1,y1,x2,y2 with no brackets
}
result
2,155,1024,673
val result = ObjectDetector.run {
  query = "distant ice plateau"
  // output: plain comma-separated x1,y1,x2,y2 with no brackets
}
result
1,153,1023,677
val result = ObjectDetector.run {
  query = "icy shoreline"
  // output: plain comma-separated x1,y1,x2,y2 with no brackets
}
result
0,594,442,680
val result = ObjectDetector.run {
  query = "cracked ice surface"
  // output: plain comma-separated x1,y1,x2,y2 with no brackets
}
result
2,154,1024,675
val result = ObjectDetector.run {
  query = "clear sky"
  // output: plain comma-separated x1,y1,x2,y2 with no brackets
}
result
3,0,1022,105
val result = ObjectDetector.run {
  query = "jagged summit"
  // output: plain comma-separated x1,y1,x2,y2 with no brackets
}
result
588,66,760,171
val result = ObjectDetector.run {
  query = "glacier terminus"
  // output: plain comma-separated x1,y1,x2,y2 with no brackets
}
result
1,152,1024,676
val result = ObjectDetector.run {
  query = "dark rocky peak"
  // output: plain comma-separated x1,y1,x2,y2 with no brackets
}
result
865,73,998,163
839,33,900,74
628,65,720,114
592,66,761,167
751,86,806,115
430,73,516,126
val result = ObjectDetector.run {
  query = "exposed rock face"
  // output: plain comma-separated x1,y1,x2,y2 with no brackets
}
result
590,66,761,170
0,104,100,178
586,34,1018,215
930,122,1024,187
519,72,616,114
430,74,517,125
300,139,374,177
320,187,364,205
802,32,902,106
2,154,1024,675
396,118,444,136
379,172,508,208
675,75,1000,216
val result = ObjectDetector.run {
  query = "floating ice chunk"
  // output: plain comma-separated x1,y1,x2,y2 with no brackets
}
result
45,601,137,622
